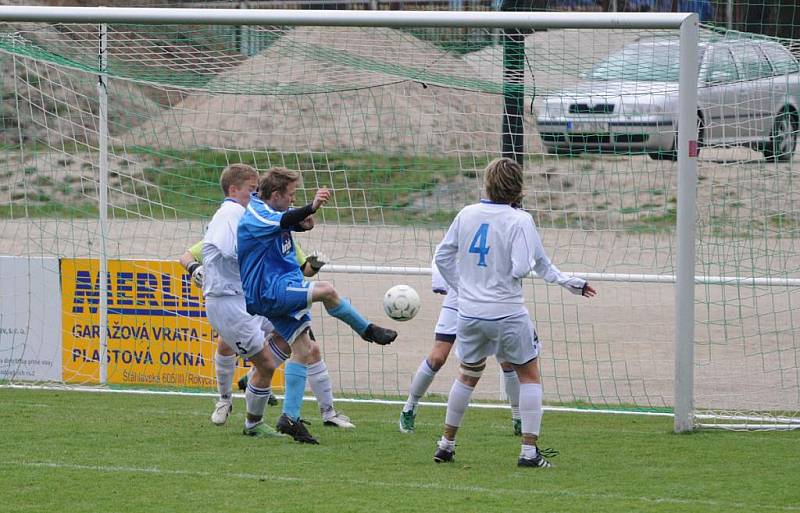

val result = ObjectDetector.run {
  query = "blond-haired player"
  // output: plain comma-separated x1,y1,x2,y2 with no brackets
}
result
238,167,396,443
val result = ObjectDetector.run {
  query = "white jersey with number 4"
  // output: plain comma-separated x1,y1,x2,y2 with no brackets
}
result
434,200,586,320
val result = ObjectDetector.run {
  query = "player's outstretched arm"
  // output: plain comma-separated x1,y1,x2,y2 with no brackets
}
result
513,217,596,297
311,187,330,211
279,188,330,230
296,216,315,232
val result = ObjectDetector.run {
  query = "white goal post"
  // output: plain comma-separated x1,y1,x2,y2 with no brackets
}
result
10,6,795,433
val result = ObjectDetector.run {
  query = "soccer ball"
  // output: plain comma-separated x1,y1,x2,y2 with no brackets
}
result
383,284,421,321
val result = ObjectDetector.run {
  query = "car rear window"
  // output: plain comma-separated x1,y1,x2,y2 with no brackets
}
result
733,44,773,80
761,43,799,75
705,47,738,83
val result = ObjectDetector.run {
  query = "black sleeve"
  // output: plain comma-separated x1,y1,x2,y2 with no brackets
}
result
279,203,315,229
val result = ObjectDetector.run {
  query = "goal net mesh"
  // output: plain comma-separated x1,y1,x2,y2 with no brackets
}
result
0,17,798,429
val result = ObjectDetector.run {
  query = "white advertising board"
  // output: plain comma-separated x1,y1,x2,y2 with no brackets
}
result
0,256,62,382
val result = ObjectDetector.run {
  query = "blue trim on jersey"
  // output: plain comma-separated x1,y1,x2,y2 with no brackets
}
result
223,198,238,204
479,199,502,204
441,305,458,312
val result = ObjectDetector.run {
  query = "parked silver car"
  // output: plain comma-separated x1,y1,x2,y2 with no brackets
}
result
537,38,800,161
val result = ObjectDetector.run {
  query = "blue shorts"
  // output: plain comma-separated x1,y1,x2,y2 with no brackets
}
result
247,275,312,317
271,312,312,345
247,276,314,344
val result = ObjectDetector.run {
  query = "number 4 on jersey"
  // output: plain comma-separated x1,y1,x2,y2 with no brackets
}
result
469,223,490,267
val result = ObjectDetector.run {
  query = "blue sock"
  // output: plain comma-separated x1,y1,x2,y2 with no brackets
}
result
283,361,308,421
326,298,369,336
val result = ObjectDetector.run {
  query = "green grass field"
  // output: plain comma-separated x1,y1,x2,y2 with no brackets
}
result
1,388,798,513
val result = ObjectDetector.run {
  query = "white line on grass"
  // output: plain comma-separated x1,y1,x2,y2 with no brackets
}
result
0,383,673,417
3,460,798,512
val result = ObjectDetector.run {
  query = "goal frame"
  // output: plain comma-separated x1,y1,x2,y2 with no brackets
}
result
0,6,700,432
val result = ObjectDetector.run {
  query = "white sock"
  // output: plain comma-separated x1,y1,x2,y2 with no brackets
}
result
245,382,271,421
403,359,437,413
503,368,520,420
438,435,456,451
521,444,538,459
519,382,543,437
215,353,237,401
308,360,334,417
444,379,474,428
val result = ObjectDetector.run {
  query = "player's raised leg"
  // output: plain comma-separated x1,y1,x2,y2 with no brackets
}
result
312,281,397,346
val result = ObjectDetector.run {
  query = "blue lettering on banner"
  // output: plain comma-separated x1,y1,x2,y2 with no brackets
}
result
71,324,204,342
71,269,203,316
70,348,206,367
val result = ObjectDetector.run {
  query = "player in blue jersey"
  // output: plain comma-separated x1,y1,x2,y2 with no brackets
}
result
180,238,355,429
238,167,397,443
433,157,597,468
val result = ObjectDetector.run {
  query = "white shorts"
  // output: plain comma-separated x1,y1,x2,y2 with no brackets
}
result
434,292,459,340
455,312,540,365
205,295,274,358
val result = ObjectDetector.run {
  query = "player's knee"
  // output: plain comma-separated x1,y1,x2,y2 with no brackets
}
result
314,281,329,296
314,281,336,300
251,348,277,373
427,352,448,371
428,341,453,371
515,357,541,384
289,332,314,363
217,342,236,357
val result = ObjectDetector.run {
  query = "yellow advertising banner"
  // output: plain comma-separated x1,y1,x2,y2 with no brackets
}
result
60,258,283,390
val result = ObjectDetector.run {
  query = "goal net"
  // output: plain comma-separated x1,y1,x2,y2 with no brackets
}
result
0,8,797,430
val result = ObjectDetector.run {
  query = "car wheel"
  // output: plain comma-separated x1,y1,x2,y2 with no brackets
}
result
648,149,678,161
649,116,703,161
763,110,797,162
